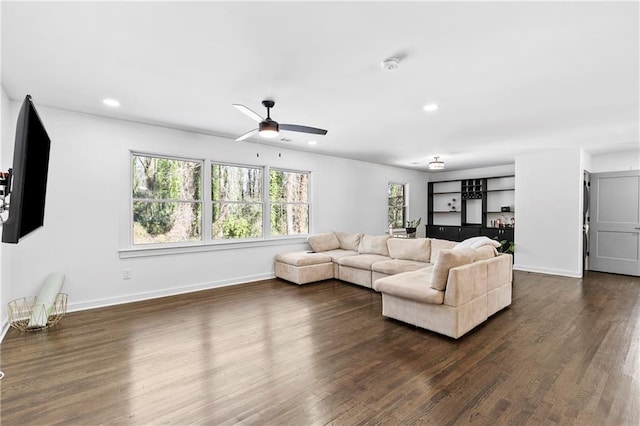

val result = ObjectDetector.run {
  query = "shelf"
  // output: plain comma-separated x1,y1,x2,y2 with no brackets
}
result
432,191,461,195
433,211,461,213
485,188,514,192
487,210,515,213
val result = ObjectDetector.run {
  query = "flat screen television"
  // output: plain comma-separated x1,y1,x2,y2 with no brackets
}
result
2,95,51,244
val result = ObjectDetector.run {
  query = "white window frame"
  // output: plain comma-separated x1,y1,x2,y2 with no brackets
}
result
122,152,311,257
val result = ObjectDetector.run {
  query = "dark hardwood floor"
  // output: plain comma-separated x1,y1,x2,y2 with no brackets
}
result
1,270,639,425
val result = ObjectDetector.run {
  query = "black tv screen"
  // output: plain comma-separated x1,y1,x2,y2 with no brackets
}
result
2,95,51,244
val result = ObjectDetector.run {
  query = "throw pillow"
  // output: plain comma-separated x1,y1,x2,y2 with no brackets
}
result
474,245,498,261
430,238,458,262
307,232,340,252
359,234,391,256
454,236,501,250
430,248,475,291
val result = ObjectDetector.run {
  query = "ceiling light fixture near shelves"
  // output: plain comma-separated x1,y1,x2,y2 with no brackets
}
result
102,98,120,108
423,103,439,112
428,156,445,170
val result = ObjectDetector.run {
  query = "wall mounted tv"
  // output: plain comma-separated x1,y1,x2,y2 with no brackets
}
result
1,95,51,244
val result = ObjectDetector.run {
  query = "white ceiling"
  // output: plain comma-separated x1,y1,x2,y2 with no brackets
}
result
2,1,639,171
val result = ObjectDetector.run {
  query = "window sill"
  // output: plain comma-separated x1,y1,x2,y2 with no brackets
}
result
119,236,308,259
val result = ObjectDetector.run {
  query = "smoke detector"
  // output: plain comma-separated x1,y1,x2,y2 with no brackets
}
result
381,57,400,71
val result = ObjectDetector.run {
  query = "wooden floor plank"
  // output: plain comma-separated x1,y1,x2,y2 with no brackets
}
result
1,271,639,425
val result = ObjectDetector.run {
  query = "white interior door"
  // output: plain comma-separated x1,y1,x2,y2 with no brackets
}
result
589,170,640,276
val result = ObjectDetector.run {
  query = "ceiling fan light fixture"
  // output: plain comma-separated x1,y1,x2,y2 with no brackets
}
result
428,156,445,170
259,120,279,138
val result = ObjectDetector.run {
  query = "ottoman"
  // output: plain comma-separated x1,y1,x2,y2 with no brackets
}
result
275,251,334,285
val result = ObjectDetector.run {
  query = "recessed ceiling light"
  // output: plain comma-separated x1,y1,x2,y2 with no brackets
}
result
102,98,120,108
308,140,317,146
423,103,439,112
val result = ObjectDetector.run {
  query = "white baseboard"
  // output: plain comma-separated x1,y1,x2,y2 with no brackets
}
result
67,272,276,313
513,264,583,278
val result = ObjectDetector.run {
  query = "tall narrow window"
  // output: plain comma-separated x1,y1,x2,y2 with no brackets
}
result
132,155,202,245
270,169,309,236
388,182,406,229
211,163,263,239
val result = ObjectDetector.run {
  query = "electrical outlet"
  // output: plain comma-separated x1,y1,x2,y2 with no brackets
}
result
123,269,131,280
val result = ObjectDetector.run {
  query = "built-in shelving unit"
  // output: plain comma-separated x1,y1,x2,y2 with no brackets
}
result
427,175,515,242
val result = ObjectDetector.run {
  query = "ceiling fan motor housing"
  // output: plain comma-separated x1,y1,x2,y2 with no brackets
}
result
259,119,279,137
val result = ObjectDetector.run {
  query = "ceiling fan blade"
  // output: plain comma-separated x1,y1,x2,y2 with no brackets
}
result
280,124,328,135
233,104,264,122
236,129,258,141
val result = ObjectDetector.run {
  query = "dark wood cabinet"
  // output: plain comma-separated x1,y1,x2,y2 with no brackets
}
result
480,227,514,242
426,225,461,241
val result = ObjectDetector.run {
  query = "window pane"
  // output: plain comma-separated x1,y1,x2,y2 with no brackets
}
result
388,207,406,229
212,164,262,202
388,182,405,207
133,156,201,200
271,204,309,236
269,170,308,203
133,201,202,244
388,182,406,228
212,203,263,239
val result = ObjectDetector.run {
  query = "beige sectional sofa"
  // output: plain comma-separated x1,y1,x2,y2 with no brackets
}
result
274,232,512,338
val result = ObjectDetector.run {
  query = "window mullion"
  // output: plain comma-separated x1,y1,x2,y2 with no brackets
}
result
203,159,212,243
264,165,271,238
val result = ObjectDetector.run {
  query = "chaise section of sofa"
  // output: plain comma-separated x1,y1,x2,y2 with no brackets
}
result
373,248,512,339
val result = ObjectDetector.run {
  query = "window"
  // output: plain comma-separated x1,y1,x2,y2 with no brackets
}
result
388,182,406,229
130,153,311,247
132,154,202,245
269,169,309,236
211,163,263,240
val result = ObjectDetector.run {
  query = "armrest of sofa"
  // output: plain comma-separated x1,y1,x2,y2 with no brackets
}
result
443,260,488,307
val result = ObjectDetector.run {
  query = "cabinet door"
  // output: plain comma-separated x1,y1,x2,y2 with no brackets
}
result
481,228,513,241
459,227,481,241
426,225,459,241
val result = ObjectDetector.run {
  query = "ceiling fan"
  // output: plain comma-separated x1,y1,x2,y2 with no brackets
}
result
233,100,328,141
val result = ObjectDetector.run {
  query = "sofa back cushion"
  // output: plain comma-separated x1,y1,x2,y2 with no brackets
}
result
430,238,458,262
430,248,476,291
334,231,362,251
359,234,391,256
308,232,340,252
387,238,431,263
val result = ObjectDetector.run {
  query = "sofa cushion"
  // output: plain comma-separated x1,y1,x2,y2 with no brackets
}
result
339,254,390,270
430,248,476,291
320,249,359,262
374,269,444,304
275,251,333,266
474,245,498,261
430,238,457,262
359,235,391,256
334,231,362,251
455,236,501,250
307,232,340,252
387,238,431,262
371,259,431,275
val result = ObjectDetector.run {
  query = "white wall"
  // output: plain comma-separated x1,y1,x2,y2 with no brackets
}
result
0,102,428,320
590,149,640,173
515,148,584,277
1,86,11,337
